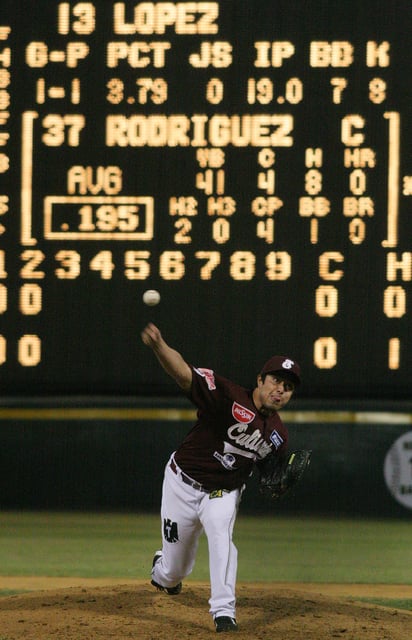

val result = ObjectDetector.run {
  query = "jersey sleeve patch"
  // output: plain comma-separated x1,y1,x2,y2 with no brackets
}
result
193,367,216,390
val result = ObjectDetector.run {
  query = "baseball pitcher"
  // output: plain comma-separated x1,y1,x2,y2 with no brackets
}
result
141,323,310,633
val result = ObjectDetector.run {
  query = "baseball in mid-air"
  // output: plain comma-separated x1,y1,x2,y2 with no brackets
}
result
143,289,161,306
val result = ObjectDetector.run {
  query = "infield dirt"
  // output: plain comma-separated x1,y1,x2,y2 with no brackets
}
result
0,579,411,640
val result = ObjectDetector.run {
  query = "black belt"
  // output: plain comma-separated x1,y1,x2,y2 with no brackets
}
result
170,458,205,492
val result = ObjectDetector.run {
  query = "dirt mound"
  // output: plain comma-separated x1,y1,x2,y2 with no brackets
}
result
0,582,411,640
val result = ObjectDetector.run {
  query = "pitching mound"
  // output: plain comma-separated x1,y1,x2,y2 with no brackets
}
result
0,581,411,639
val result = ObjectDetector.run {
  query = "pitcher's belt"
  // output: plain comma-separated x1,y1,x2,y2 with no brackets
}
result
170,457,205,492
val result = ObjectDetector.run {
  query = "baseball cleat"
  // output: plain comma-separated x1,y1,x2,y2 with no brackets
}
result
151,550,182,595
214,616,238,632
151,578,182,595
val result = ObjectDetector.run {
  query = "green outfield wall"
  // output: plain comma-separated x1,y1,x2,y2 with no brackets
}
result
1,398,411,517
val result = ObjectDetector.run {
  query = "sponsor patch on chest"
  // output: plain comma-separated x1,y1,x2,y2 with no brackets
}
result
232,402,255,423
270,429,284,450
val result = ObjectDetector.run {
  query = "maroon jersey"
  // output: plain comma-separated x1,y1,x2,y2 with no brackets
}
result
173,366,288,491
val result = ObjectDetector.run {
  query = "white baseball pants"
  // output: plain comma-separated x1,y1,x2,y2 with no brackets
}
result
151,454,243,619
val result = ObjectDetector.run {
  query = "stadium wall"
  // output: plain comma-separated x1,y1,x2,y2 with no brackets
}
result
0,398,411,517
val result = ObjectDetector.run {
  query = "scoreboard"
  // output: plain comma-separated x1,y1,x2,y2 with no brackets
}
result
0,1,411,399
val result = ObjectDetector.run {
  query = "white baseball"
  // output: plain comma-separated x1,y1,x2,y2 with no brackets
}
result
143,289,161,306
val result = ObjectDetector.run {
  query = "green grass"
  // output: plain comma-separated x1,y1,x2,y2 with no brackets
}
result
0,511,156,578
236,515,412,583
0,511,411,585
356,598,412,612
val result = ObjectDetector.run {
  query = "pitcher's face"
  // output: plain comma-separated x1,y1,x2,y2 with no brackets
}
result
253,374,294,414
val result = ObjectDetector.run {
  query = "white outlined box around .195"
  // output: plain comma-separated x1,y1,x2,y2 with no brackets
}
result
43,195,154,240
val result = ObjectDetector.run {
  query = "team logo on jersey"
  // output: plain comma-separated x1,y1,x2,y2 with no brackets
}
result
232,402,255,423
270,429,284,450
226,426,272,459
213,451,237,470
194,367,216,390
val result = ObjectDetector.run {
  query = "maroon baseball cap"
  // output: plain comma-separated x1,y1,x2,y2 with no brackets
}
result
261,356,301,386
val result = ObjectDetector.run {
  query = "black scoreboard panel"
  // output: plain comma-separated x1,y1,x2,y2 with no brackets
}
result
0,1,411,399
